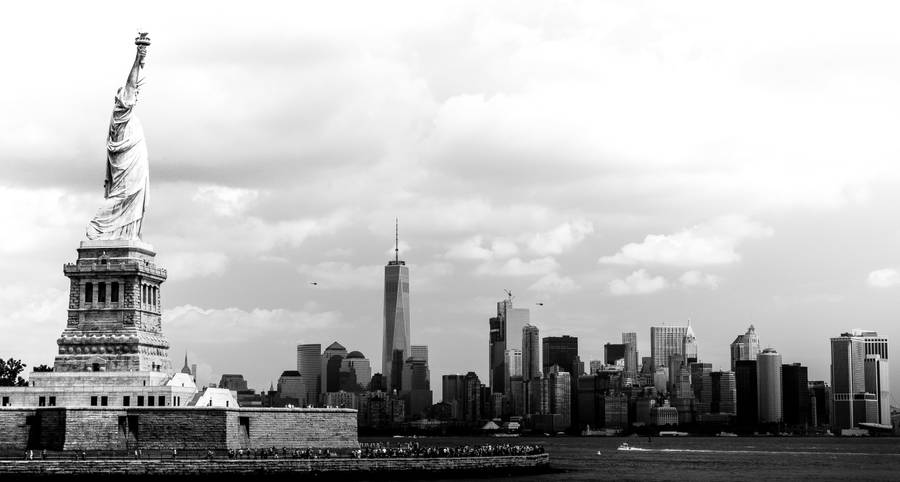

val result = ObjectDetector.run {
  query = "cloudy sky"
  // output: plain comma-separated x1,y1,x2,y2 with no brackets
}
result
2,1,899,400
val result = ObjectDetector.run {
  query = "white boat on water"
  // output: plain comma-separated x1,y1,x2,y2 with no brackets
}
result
582,425,622,437
617,442,646,451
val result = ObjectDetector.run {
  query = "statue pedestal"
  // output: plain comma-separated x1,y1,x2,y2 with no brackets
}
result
57,238,170,375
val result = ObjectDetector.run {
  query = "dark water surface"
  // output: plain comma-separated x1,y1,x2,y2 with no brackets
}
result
362,435,900,481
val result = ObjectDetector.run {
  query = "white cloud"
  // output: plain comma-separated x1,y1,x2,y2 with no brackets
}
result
153,203,353,258
410,262,456,291
529,272,580,293
0,286,68,370
160,251,229,280
609,269,668,296
527,219,594,255
600,215,773,267
476,257,559,277
324,247,353,258
165,304,337,343
491,239,519,258
445,235,518,260
0,186,89,255
445,236,493,260
191,185,259,217
679,270,721,290
867,268,900,288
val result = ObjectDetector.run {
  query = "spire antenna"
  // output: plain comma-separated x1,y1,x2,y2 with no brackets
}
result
395,218,399,262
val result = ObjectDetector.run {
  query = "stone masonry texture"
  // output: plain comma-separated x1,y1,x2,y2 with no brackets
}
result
0,407,359,452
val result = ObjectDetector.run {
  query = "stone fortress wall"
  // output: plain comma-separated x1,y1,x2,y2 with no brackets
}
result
0,407,359,452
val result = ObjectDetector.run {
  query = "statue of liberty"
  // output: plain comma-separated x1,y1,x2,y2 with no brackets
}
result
86,33,152,240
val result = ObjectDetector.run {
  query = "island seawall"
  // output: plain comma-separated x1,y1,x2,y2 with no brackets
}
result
0,454,551,478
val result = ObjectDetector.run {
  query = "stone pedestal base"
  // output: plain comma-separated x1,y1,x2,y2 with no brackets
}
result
55,239,170,375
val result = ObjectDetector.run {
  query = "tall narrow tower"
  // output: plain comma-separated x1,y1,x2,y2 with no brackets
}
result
522,324,541,381
757,348,783,424
383,219,410,392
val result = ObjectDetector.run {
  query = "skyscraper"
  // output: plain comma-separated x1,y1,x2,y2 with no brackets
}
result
401,357,432,418
543,335,581,424
411,345,430,390
297,343,322,406
604,343,627,365
730,325,761,371
546,366,572,430
522,324,541,415
321,341,347,393
864,355,890,425
382,220,410,392
710,370,736,415
682,325,698,364
650,325,688,370
505,349,523,385
734,360,758,426
622,332,638,380
691,362,713,411
442,374,465,404
667,354,691,397
782,363,810,427
808,380,831,427
277,370,304,404
411,345,428,361
543,336,580,375
860,332,890,425
489,304,506,394
522,324,541,380
341,351,372,391
830,331,883,430
442,374,466,419
463,371,482,421
757,348,783,424
489,297,530,394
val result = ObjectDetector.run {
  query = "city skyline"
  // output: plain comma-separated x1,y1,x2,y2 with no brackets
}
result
3,2,900,403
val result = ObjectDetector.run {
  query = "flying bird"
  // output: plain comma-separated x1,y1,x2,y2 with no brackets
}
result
310,282,318,286
536,302,544,306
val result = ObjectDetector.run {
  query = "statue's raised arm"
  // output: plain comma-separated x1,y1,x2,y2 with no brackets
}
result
119,41,147,110
86,34,152,241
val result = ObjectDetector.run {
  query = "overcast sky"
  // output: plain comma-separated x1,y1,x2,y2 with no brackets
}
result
2,1,900,401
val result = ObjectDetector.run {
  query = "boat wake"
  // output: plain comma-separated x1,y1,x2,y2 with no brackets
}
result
618,448,897,457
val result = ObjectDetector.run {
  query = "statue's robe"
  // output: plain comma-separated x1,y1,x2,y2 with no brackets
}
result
86,85,149,240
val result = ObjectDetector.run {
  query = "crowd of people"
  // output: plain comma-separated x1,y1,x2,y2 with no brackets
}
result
18,443,545,460
352,442,545,459
226,447,340,459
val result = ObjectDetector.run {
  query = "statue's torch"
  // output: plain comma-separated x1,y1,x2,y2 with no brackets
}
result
135,32,151,68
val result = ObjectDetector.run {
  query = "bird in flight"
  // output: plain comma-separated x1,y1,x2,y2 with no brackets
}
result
310,282,318,286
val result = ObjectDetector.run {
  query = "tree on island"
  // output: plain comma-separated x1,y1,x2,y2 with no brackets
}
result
0,358,28,386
